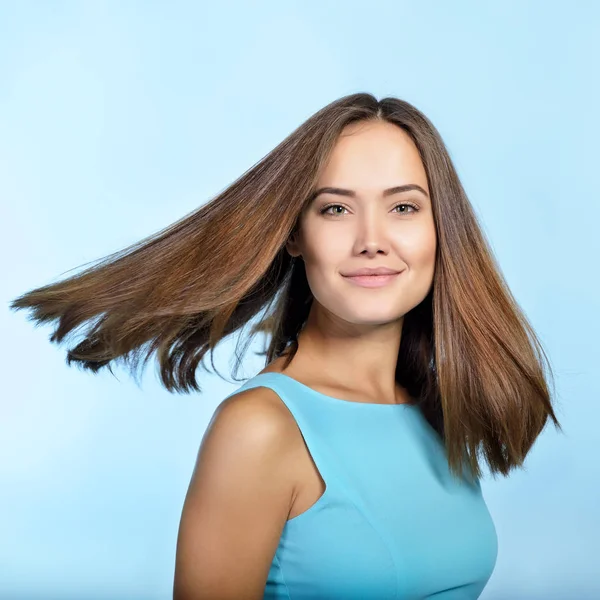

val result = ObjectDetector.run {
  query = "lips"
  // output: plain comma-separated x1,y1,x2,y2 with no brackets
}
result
343,272,402,288
342,268,401,277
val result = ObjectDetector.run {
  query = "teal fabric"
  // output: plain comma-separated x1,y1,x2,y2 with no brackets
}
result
227,372,498,599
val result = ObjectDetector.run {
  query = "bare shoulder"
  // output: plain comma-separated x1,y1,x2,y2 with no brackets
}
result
191,383,302,503
173,384,300,599
210,383,299,447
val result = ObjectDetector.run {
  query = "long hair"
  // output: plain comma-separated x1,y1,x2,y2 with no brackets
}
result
9,92,562,481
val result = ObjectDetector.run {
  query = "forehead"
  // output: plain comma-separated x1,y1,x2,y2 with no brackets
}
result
317,120,428,191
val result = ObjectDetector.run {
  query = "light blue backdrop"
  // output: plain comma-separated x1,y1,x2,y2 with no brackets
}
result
2,2,598,599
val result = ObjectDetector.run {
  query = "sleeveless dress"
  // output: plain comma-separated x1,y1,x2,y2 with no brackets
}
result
224,372,498,599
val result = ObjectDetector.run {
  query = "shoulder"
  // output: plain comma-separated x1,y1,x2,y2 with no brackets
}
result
211,383,297,442
184,383,303,519
199,383,301,477
174,384,300,598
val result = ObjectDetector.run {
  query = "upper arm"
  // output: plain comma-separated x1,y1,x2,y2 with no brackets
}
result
173,387,298,600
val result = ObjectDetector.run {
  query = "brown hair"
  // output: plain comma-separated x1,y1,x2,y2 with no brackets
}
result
9,92,562,481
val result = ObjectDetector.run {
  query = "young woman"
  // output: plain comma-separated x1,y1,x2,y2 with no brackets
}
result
11,93,562,599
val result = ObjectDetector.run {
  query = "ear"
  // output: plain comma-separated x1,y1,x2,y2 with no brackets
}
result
286,233,302,259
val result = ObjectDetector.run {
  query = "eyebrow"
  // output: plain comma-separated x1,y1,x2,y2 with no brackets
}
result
308,184,429,203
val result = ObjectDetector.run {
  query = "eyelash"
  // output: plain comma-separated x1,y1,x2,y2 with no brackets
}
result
319,202,419,216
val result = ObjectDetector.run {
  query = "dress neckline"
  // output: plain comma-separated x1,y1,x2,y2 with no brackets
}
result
255,372,419,410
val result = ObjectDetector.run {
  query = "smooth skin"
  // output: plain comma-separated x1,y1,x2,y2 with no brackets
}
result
173,120,437,598
173,386,304,599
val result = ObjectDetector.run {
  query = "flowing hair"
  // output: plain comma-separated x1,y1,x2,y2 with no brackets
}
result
9,92,562,481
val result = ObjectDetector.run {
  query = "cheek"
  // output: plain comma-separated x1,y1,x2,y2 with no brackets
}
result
300,238,347,301
406,244,437,271
303,230,348,266
392,224,437,266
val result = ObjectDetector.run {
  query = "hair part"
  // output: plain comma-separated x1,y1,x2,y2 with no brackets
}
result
10,92,562,481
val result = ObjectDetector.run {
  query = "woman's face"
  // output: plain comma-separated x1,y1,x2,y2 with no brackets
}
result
287,119,437,327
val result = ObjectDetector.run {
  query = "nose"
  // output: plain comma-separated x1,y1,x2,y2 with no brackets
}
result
353,211,391,256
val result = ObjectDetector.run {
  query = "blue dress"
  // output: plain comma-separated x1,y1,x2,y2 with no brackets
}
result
226,372,498,599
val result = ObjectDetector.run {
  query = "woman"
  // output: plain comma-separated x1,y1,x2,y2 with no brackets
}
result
10,93,562,599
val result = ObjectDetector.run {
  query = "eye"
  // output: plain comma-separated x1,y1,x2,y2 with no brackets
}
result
319,203,419,216
392,203,419,214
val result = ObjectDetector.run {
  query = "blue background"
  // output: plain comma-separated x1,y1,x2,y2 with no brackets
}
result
2,2,598,598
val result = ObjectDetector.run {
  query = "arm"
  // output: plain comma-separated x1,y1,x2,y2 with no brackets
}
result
173,388,298,599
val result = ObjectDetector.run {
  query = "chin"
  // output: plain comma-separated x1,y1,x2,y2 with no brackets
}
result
338,307,404,326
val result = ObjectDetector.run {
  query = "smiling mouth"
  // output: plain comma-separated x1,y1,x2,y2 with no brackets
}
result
342,272,403,287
